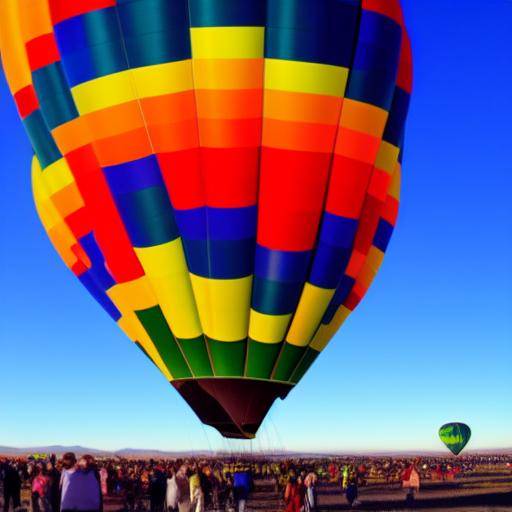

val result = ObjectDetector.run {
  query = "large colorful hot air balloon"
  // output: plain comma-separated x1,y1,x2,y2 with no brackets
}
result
0,0,412,439
439,423,472,456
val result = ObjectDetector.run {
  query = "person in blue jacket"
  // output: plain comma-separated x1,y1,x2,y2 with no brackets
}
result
233,466,253,512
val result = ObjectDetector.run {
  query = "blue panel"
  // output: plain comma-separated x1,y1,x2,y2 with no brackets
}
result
252,277,305,316
54,7,119,53
254,246,311,283
373,219,394,252
309,243,352,289
79,233,116,290
79,272,121,321
112,187,180,247
104,155,165,195
182,238,255,279
383,87,410,146
31,63,79,129
189,0,266,27
58,42,128,87
54,7,128,86
346,69,397,110
265,0,361,67
23,111,61,169
318,213,359,247
175,207,257,241
117,0,191,67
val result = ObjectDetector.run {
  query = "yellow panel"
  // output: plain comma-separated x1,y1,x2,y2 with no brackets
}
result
265,59,348,97
131,61,193,98
134,240,202,339
0,0,32,93
72,73,135,115
389,164,401,201
41,158,75,195
191,27,264,59
71,61,193,115
248,310,292,344
340,99,389,137
309,306,351,352
189,274,252,341
107,276,157,312
366,246,385,274
375,141,400,174
32,158,83,270
117,315,173,381
286,284,336,347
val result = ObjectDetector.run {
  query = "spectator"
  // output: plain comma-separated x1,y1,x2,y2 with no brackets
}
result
60,454,101,512
1,462,21,512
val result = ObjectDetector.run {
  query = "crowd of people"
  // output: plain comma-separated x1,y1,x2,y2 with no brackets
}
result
1,453,510,512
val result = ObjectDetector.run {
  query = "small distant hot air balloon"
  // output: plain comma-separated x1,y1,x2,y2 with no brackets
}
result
439,423,471,456
0,0,412,439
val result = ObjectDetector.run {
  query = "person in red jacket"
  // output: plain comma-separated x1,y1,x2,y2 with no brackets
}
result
283,475,304,512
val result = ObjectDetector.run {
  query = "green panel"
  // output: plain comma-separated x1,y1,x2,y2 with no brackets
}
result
290,347,320,384
136,306,192,379
207,338,246,377
245,339,281,379
177,336,214,377
272,343,306,382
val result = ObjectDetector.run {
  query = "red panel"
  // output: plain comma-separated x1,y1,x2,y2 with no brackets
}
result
367,169,392,202
202,147,259,208
66,145,144,283
326,155,373,218
353,195,382,255
381,195,399,226
65,207,92,240
26,34,60,71
158,150,204,210
363,0,403,25
397,32,413,93
257,147,331,251
49,0,116,24
14,85,39,119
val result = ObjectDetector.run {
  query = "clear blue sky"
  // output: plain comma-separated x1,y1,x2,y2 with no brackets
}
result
0,1,510,453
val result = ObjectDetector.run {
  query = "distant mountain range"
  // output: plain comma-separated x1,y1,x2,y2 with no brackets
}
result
1,445,511,458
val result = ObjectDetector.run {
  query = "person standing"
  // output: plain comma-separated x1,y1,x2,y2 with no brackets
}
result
149,467,167,512
1,462,21,512
46,461,61,512
165,468,179,512
32,465,51,512
233,466,252,512
303,470,317,512
60,454,102,512
189,467,204,512
175,465,190,512
345,475,358,508
283,475,304,512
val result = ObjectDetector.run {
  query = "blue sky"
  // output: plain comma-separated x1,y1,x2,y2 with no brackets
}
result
0,0,511,453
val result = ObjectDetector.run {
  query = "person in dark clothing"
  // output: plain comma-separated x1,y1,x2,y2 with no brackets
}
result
47,461,61,512
1,463,22,512
345,476,358,508
149,467,167,512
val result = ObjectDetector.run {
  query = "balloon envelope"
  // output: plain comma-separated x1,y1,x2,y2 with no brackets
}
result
0,0,412,439
439,423,471,456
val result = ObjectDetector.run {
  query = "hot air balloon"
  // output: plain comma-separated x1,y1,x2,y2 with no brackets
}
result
439,423,471,456
0,0,412,439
